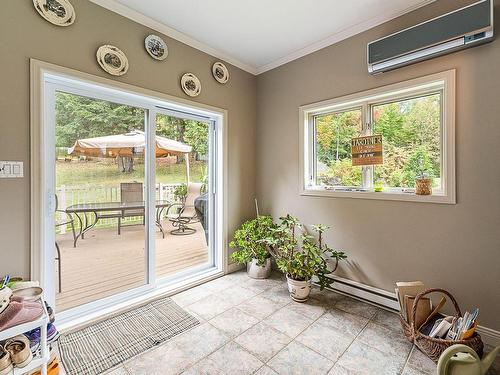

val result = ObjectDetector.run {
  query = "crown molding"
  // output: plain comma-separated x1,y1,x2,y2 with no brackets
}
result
89,0,436,76
88,0,258,75
256,0,436,74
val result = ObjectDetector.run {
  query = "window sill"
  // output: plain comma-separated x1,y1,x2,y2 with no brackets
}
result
301,187,455,204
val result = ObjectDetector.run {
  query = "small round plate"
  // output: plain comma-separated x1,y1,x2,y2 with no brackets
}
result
33,0,76,26
96,45,129,76
145,34,168,61
212,62,229,84
181,73,202,97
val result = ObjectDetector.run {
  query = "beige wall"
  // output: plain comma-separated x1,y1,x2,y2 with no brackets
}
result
257,0,500,329
0,0,257,277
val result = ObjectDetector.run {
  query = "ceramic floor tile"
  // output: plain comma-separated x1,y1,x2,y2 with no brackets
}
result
234,321,292,362
254,365,279,375
221,270,249,284
357,322,412,356
209,307,259,338
401,366,429,375
185,293,235,320
296,320,355,362
334,297,379,319
104,367,129,375
183,341,263,375
286,298,327,320
219,284,258,306
260,284,293,305
309,287,344,308
240,277,282,293
202,276,237,292
124,323,228,375
405,346,436,375
265,306,316,337
370,308,402,332
171,285,212,307
316,308,369,337
331,341,406,375
268,341,334,375
236,295,288,320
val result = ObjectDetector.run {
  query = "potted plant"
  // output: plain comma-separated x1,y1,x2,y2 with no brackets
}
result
173,183,188,202
261,215,347,302
415,158,432,196
230,216,275,279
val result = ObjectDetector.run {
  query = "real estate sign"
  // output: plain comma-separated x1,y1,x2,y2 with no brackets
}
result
351,135,383,166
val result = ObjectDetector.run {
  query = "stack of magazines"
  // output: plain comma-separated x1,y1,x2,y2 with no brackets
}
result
426,308,479,339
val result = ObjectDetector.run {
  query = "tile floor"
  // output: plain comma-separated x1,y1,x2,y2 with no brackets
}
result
60,270,500,375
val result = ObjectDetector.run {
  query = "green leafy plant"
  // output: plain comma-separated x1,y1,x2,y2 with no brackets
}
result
230,216,276,266
261,215,347,290
173,183,187,201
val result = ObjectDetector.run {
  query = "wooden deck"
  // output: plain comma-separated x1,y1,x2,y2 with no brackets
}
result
55,221,208,312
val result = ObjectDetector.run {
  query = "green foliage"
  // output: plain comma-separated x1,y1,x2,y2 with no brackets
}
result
316,110,361,165
261,215,347,290
55,93,144,148
403,146,435,184
373,94,441,188
230,216,275,266
173,183,187,200
55,93,209,161
319,159,362,186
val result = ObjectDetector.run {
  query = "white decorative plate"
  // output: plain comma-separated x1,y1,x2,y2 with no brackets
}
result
96,45,129,76
181,73,202,97
212,62,229,84
33,0,76,26
144,35,168,61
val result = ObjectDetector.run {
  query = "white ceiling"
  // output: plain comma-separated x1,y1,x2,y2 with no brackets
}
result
91,0,435,75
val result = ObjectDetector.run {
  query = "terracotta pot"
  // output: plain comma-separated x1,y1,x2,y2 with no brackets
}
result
247,258,271,279
286,275,311,302
415,178,432,195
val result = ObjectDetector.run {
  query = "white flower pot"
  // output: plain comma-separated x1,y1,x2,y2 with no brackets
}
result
286,275,311,302
246,258,272,279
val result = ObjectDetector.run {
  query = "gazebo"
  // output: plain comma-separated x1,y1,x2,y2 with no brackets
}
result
68,130,193,180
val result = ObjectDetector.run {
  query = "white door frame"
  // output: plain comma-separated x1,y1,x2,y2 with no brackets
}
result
30,59,228,325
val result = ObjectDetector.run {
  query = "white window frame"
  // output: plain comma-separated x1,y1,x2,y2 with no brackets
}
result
299,70,456,204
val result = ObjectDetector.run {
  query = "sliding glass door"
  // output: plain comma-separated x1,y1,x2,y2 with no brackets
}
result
41,72,222,320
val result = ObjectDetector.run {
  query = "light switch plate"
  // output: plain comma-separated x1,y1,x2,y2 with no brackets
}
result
0,161,24,178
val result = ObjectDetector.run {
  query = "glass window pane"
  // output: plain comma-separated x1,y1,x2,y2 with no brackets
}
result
55,91,146,312
155,114,210,279
372,93,442,189
314,109,362,187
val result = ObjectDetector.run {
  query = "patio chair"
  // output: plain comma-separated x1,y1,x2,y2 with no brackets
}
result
118,182,145,234
54,194,76,293
166,182,202,235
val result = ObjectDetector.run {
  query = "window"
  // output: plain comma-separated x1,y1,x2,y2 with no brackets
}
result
301,70,455,203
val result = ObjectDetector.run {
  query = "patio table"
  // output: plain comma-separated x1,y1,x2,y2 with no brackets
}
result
66,200,172,247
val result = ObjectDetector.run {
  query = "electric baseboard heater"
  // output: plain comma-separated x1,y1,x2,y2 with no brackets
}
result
368,0,494,74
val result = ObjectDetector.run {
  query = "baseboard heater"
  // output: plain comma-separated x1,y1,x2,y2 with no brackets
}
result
317,276,400,311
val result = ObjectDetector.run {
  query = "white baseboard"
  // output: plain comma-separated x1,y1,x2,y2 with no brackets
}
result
226,262,244,274
325,276,500,347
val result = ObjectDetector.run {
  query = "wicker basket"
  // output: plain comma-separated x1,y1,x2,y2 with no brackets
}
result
399,288,484,363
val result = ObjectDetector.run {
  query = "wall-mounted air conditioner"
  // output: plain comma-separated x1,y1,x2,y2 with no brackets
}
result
368,0,494,74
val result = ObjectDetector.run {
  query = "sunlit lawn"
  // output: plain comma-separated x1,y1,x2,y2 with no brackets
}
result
56,159,206,187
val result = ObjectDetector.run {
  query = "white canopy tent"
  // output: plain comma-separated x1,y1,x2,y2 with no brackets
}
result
68,130,193,181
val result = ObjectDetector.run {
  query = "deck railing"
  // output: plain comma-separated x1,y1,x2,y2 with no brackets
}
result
56,183,181,233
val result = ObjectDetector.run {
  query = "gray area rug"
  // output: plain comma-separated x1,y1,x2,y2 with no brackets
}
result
59,297,200,375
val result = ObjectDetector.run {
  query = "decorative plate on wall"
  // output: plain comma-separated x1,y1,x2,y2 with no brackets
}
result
144,35,168,61
96,45,129,76
181,73,202,97
33,0,76,26
212,62,229,84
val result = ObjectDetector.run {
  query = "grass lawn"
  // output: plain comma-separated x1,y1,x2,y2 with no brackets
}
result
56,159,206,187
